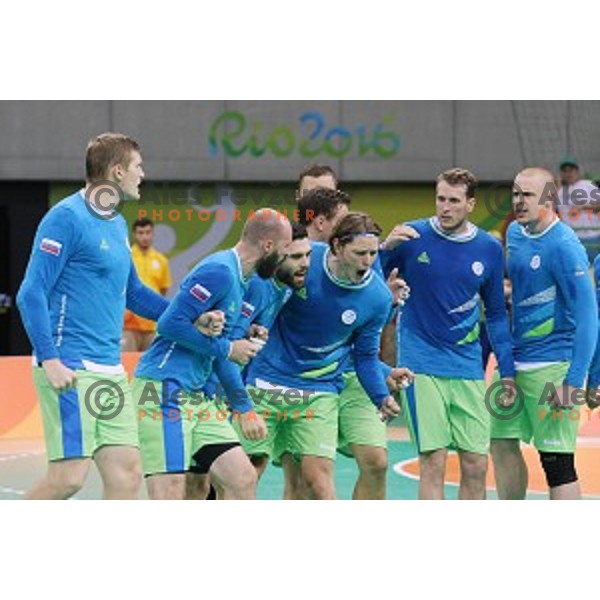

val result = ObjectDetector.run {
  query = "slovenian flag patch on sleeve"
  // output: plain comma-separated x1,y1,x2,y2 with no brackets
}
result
241,301,255,318
40,238,62,256
190,283,212,303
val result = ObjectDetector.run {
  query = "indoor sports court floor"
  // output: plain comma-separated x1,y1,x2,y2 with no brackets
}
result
2,426,600,499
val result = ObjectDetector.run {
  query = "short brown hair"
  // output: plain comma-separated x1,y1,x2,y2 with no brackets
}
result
86,132,140,182
297,164,338,190
437,168,478,199
298,188,351,226
329,212,382,254
133,217,154,230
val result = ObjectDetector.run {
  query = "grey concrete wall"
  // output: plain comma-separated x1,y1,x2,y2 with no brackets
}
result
1,100,599,181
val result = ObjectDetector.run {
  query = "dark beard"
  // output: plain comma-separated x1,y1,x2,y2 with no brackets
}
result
256,252,281,279
276,266,305,289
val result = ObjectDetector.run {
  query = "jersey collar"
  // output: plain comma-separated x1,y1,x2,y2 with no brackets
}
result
520,217,560,239
323,248,374,290
429,216,478,242
231,248,248,284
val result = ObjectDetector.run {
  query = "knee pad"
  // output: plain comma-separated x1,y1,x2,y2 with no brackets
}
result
539,451,577,488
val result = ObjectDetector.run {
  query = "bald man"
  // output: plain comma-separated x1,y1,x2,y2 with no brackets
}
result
490,168,597,500
133,209,293,499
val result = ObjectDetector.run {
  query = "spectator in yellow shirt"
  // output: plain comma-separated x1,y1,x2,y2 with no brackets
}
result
122,218,172,351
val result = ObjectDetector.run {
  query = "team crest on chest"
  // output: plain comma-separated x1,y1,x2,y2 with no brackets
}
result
341,309,357,325
471,261,484,276
530,255,541,270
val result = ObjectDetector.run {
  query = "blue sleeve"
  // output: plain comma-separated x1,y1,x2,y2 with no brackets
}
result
351,299,392,409
553,242,597,387
202,372,221,400
16,208,77,361
587,258,600,388
156,265,232,360
230,279,265,340
212,355,253,413
372,255,384,278
480,242,515,378
379,360,392,379
380,245,407,278
126,259,169,320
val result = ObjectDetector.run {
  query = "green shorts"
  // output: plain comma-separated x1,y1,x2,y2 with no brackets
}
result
133,378,239,476
490,362,578,453
234,385,339,461
337,371,387,457
33,367,138,461
402,374,489,455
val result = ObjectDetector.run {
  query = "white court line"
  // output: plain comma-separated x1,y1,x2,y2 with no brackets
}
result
393,449,600,498
0,486,25,496
0,451,45,463
0,451,45,498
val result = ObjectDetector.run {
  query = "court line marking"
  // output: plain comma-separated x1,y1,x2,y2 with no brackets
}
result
0,451,45,498
393,454,600,498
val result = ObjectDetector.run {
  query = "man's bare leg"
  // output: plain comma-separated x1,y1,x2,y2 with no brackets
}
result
490,439,527,500
95,446,142,500
419,449,447,499
25,458,91,500
350,444,387,500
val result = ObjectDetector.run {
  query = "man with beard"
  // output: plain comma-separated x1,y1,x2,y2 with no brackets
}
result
132,209,292,499
184,221,312,499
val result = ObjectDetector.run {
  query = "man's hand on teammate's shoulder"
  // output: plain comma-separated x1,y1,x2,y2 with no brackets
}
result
380,224,420,251
42,358,77,392
239,410,267,440
195,310,225,337
386,367,414,393
228,339,260,366
379,395,401,421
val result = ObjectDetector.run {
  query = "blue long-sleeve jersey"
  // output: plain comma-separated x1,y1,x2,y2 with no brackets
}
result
380,217,515,380
135,249,254,412
231,277,293,339
16,191,167,366
246,242,393,408
507,219,597,388
589,255,600,388
202,275,293,399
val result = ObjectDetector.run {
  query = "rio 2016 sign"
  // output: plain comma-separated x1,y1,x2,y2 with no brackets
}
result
208,110,401,159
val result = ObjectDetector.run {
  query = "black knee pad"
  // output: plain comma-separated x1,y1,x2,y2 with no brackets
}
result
189,442,240,474
539,451,577,488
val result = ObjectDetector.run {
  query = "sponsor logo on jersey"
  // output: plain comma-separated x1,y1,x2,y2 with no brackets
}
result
152,259,161,270
530,255,541,270
100,238,110,251
341,309,357,325
190,284,212,303
471,261,484,276
241,301,255,318
417,251,430,264
296,287,308,300
40,238,62,256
